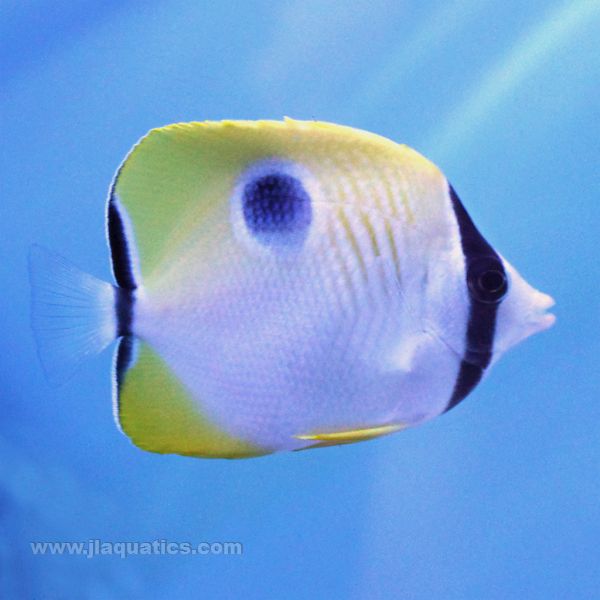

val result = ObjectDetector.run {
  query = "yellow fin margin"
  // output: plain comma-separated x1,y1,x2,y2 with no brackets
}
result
116,341,270,459
295,423,407,449
112,118,442,286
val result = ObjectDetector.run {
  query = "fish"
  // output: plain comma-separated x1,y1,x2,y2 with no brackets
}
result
28,118,556,459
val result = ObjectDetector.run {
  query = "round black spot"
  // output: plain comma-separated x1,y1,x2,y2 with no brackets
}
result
467,256,508,304
242,173,311,245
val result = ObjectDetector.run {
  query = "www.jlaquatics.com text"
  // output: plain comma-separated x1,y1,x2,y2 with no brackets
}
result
30,539,243,559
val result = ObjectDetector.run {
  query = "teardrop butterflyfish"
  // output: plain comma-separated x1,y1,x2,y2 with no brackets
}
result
28,119,556,458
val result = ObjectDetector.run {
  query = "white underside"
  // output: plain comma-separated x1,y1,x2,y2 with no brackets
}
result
133,206,463,451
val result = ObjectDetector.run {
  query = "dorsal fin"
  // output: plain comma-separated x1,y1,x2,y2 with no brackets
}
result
107,119,443,287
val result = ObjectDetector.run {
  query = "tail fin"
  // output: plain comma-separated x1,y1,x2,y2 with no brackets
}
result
28,245,117,385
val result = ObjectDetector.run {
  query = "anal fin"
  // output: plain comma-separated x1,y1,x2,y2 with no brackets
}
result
295,423,407,449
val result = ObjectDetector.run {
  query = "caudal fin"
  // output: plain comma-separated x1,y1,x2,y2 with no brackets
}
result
28,245,117,385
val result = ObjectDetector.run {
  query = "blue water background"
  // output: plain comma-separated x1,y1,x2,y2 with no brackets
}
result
2,1,599,598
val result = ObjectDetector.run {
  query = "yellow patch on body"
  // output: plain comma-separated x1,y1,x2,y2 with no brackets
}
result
118,342,269,459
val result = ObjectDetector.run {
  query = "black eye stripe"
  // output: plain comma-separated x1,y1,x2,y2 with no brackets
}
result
444,184,505,413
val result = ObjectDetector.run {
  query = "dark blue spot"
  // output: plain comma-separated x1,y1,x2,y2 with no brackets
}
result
242,173,311,245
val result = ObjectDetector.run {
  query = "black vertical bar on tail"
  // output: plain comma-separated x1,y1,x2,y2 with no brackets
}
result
114,336,136,424
108,200,137,291
445,185,502,412
107,172,137,339
115,335,135,390
107,175,137,291
115,287,134,337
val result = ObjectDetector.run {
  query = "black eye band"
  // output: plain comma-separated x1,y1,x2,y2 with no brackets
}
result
444,185,506,413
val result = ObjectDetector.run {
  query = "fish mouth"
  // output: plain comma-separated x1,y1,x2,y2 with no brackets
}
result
491,286,556,359
529,290,556,333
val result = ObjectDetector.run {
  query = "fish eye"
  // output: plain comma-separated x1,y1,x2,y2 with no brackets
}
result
242,172,312,246
467,257,508,304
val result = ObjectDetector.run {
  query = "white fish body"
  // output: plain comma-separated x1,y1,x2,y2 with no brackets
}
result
29,119,555,458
